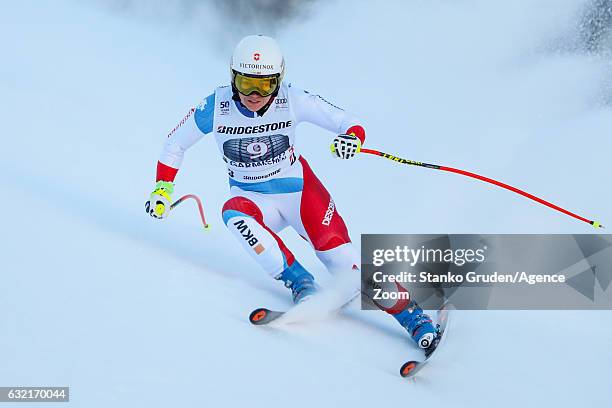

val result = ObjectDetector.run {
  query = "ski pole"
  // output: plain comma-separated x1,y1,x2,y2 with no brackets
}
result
170,194,210,230
359,148,604,229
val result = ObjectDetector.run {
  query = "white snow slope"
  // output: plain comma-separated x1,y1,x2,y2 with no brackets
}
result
1,1,611,407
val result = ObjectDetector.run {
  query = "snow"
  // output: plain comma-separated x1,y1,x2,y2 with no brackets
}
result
1,0,611,406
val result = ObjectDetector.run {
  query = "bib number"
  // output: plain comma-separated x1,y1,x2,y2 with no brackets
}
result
246,142,268,159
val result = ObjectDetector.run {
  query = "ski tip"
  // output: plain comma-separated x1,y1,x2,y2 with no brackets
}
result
400,361,419,378
249,308,270,325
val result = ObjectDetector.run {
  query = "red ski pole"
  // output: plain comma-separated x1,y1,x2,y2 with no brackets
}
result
359,148,603,229
170,194,210,230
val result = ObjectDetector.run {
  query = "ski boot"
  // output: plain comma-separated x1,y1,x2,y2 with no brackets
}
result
276,260,317,304
392,300,438,349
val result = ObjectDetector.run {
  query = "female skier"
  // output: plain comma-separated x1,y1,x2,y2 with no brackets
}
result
145,35,437,349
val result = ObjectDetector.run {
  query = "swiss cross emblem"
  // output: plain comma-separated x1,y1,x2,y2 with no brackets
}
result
253,53,260,61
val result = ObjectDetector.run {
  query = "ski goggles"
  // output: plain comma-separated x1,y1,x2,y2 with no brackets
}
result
233,72,280,97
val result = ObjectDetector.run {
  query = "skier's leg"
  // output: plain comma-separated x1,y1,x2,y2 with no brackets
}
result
289,157,437,347
221,191,315,303
285,157,356,269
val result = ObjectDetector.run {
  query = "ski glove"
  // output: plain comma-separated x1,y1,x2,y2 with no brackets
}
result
331,134,361,159
145,181,174,219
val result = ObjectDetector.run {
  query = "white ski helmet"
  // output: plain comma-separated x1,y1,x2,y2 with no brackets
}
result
230,35,285,96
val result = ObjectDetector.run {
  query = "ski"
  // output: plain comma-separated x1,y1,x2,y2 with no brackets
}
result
399,305,452,378
249,289,360,326
249,307,286,325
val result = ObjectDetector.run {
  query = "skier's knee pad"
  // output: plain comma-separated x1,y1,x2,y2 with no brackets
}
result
311,228,352,252
222,196,264,225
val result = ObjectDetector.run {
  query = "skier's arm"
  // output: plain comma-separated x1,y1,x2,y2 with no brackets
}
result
289,84,366,145
146,93,214,219
157,93,215,182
